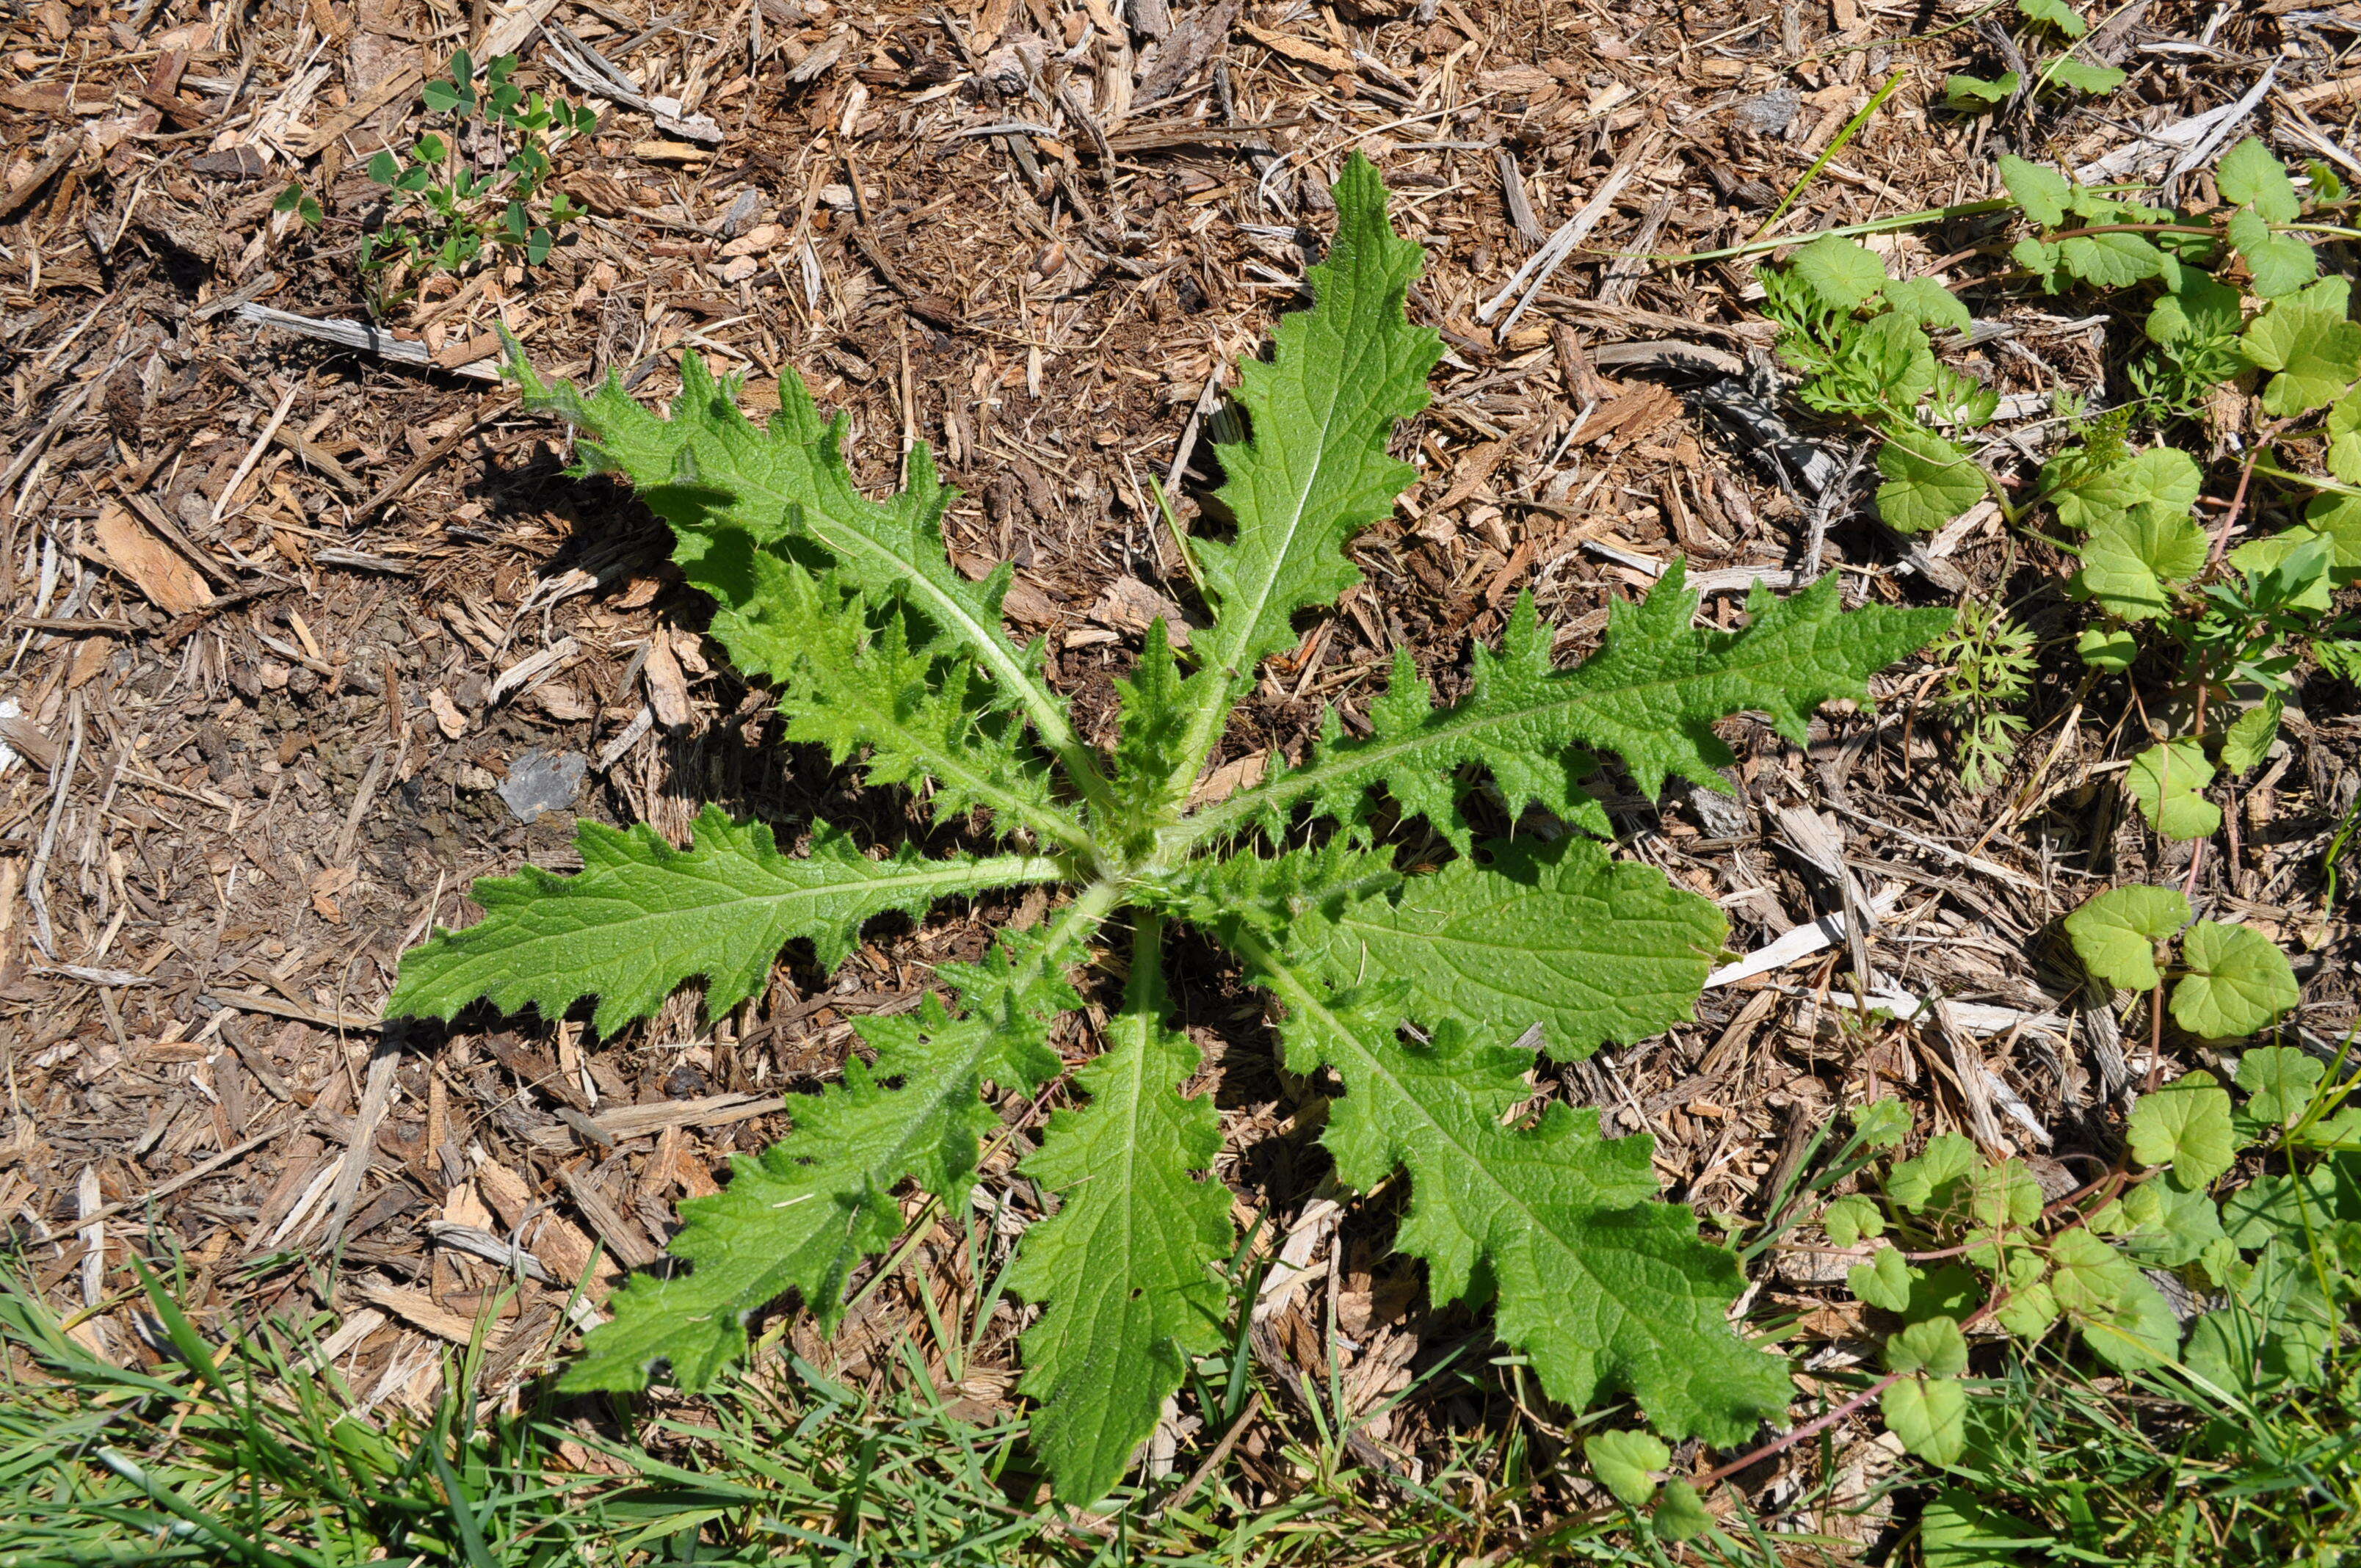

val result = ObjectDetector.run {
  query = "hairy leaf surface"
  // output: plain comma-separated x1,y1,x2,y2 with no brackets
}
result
1233,932,1791,1443
388,806,1059,1033
561,918,1091,1393
1200,565,1946,848
1006,921,1232,1501
1193,153,1443,684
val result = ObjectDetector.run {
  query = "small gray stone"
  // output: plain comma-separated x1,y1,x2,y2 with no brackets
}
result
1736,90,1799,137
498,749,587,822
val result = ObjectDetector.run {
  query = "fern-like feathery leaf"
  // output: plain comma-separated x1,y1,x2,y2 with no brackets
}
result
1004,916,1232,1501
388,805,1061,1034
1195,563,1948,849
562,913,1095,1393
1193,153,1443,684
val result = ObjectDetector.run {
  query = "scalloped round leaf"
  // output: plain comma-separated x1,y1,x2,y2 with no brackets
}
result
1847,1244,1913,1313
1993,1280,2058,1337
2171,921,2299,1039
1652,1480,1716,1542
2078,1272,2182,1371
2016,0,2086,34
1585,1429,1669,1507
2045,57,2125,95
2063,884,2190,990
1887,1133,1981,1211
1881,1374,1968,1465
2237,1045,2324,1125
1946,70,2020,110
2073,506,2209,621
2228,208,2321,299
1883,276,1973,332
1886,1314,1970,1378
2128,1070,2235,1188
2125,739,2219,841
1998,154,2071,228
1792,234,1890,310
1875,427,1985,532
2060,230,2159,287
2048,1227,2135,1315
2220,697,2284,774
2077,627,2139,670
2218,137,2302,225
2243,305,2361,416
2052,445,2202,534
1822,1193,1886,1248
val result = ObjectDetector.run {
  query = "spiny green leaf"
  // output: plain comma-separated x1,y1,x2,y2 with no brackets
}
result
1998,154,2071,228
1585,1429,1669,1506
1234,929,1791,1445
2219,137,2302,225
2237,1045,2324,1125
1285,835,1726,1061
501,346,1100,796
561,919,1089,1393
1006,922,1233,1502
2227,208,2319,299
2125,739,2220,841
1194,152,1441,684
1105,620,1199,846
1791,235,1888,311
2172,921,2299,1038
1876,426,1986,533
2128,1070,2235,1188
2064,885,2190,990
698,541,1081,848
388,807,1060,1033
1206,565,1948,849
1882,276,1973,332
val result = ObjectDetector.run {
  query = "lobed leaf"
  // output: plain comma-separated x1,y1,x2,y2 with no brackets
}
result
2125,739,2219,842
1197,564,1948,851
1193,153,1443,685
2171,921,2299,1038
1231,910,1792,1445
1876,427,1986,533
561,916,1092,1393
2127,1070,2235,1188
388,806,1060,1034
2063,885,2189,991
1006,921,1233,1502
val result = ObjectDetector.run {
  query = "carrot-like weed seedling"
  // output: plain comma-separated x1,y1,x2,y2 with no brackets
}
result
388,156,1946,1502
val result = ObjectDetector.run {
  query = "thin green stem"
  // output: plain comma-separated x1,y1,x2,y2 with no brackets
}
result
1750,69,1909,242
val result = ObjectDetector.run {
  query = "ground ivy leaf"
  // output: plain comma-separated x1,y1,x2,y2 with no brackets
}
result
1882,276,1973,332
1849,1245,1914,1312
2128,1070,2235,1188
2048,1227,2135,1316
1888,1133,1981,1211
1946,70,2020,110
2172,922,2301,1038
388,807,1060,1034
1652,1481,1716,1542
1585,1430,1669,1506
1288,836,1725,1061
1998,154,2070,227
2017,0,2086,33
1887,1315,1970,1378
2059,230,2160,286
1006,927,1233,1503
1882,1376,1968,1465
2217,137,2301,225
2064,885,2190,990
1234,935,1793,1445
1822,1194,1885,1248
1195,153,1443,683
2072,506,2209,621
2237,1045,2324,1125
1993,1280,2059,1337
2227,208,2319,298
2078,1272,2181,1371
1792,234,1889,309
560,921,1089,1393
2241,303,2361,415
2220,697,2283,774
1876,426,1987,532
2044,57,2125,95
2125,739,2220,841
